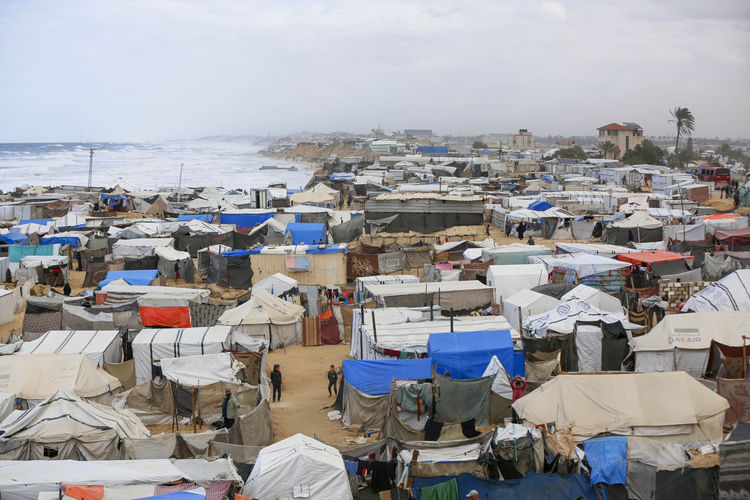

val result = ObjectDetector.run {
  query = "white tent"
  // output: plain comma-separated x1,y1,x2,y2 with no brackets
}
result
112,238,174,259
0,289,14,326
700,215,749,235
502,289,561,333
547,253,630,278
251,272,299,298
482,355,513,399
561,284,623,314
160,352,243,387
682,270,750,312
523,300,640,338
242,433,353,500
131,326,232,384
18,330,121,366
354,274,421,302
0,393,15,423
486,264,548,305
218,290,305,349
630,311,750,376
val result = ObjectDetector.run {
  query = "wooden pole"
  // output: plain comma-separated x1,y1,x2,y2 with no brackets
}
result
518,306,523,335
177,163,184,203
191,386,197,433
371,310,378,344
430,299,434,321
743,335,748,379
450,308,454,332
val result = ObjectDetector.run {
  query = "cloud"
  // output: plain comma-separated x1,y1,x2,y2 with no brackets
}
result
540,1,567,21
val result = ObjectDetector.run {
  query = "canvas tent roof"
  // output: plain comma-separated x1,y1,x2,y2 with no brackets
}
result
630,311,750,351
160,352,242,387
486,264,548,304
251,272,299,297
617,250,690,266
290,191,335,205
560,284,623,314
218,290,304,326
523,300,640,337
154,246,191,262
112,238,174,258
363,280,489,298
18,330,121,366
342,358,432,396
0,354,121,399
555,242,639,257
242,433,352,500
549,253,630,278
512,372,729,441
610,211,663,229
682,270,750,312
427,330,515,380
502,289,562,333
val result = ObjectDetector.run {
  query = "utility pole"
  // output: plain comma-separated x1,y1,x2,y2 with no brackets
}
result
87,148,94,191
679,184,687,242
177,163,184,203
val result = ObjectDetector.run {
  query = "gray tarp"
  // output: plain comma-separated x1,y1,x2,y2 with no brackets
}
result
434,373,492,427
226,399,274,446
62,304,116,330
342,383,388,432
377,252,406,274
331,216,365,243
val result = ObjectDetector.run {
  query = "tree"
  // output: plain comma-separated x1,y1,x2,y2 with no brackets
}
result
719,144,732,161
557,146,587,160
669,107,695,166
472,141,488,149
621,139,665,165
599,141,615,159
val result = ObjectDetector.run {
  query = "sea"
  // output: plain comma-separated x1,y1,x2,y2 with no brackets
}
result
0,141,314,192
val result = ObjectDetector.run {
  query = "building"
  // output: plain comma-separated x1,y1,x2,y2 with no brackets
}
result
506,129,535,150
597,122,644,160
370,140,405,153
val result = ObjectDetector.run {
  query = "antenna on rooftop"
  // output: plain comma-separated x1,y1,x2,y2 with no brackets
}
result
177,163,184,203
87,148,94,191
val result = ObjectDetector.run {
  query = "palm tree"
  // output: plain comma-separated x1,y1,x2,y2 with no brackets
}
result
669,107,695,166
599,140,615,159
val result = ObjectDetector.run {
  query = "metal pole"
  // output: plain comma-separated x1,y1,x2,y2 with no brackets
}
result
450,308,454,332
679,185,687,243
430,299,434,321
177,163,184,203
87,148,94,191
371,310,378,344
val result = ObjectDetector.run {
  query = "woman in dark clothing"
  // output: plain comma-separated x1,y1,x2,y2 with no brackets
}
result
271,364,282,402
327,365,338,396
517,222,527,240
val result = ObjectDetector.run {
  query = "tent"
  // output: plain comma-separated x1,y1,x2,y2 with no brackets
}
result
219,209,274,227
523,300,638,338
242,433,353,500
0,231,29,245
512,372,729,442
218,290,304,349
714,227,750,250
290,190,335,206
0,354,121,400
40,232,88,248
560,284,623,314
0,390,149,460
486,264,548,305
112,238,174,259
0,393,15,423
206,249,252,290
251,272,298,298
481,244,553,265
700,213,748,235
160,352,244,387
528,200,553,211
427,330,516,380
549,253,630,295
354,274,421,303
18,330,121,366
0,289,14,326
502,289,562,333
603,210,664,244
99,270,159,287
196,244,232,276
19,255,69,285
154,246,195,282
682,270,750,312
363,280,493,314
284,223,327,245
616,249,692,268
131,326,232,384
629,311,750,376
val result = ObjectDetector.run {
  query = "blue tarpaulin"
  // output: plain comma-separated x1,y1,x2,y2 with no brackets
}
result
177,214,212,222
101,194,127,199
528,200,553,211
245,244,347,255
0,232,29,245
135,492,205,500
417,145,449,155
427,330,515,380
342,359,432,396
285,223,326,245
413,473,598,500
99,269,158,287
41,235,82,248
219,211,274,227
8,244,55,263
18,219,53,226
222,249,253,257
585,436,627,485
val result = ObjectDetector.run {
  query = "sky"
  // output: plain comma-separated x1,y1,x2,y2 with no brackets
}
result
1,0,749,142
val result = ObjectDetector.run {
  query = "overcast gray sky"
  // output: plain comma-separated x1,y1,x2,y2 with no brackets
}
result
1,0,748,142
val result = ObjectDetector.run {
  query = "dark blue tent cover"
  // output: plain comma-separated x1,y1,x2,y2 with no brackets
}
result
413,473,597,500
219,211,274,227
285,223,326,245
99,269,158,287
0,231,29,245
417,145,449,155
101,194,127,199
427,330,515,379
18,219,53,226
342,359,432,396
528,200,553,211
178,214,212,222
222,249,253,257
41,235,82,248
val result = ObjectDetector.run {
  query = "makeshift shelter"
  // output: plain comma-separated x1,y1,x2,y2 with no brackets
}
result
249,244,348,286
363,280,492,314
560,284,623,314
0,231,29,246
549,254,630,295
18,330,121,366
112,238,174,259
206,249,252,289
663,223,706,243
218,290,304,349
700,213,748,235
354,274,421,303
289,190,335,207
250,272,298,299
630,311,750,376
159,352,245,387
602,211,664,244
481,243,553,265
714,227,750,251
486,264,548,306
155,246,195,282
0,354,121,400
242,433,353,500
427,330,517,379
364,193,484,233
502,289,562,333
284,222,327,245
196,244,231,276
131,326,232,384
99,269,158,287
219,209,274,227
40,232,88,248
682,270,750,312
555,242,639,257
19,255,69,285
0,390,149,461
22,294,72,339
0,289,14,326
512,372,729,442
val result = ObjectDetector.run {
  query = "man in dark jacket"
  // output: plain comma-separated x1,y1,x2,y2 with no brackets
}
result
216,389,242,429
327,365,338,396
517,222,527,240
271,364,282,402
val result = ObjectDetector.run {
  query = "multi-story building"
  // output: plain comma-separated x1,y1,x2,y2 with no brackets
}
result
506,129,535,149
597,122,644,160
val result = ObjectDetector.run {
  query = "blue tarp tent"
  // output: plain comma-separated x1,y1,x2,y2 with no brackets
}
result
427,330,515,379
528,200,553,211
177,214,212,222
342,359,432,396
135,491,205,500
219,211,274,227
18,219,53,226
0,232,29,245
285,223,326,245
41,235,82,248
99,269,158,287
413,473,598,500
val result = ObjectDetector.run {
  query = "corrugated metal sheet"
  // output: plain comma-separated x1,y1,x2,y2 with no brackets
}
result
250,252,347,286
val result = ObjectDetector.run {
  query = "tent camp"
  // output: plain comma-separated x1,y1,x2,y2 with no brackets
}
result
284,223,327,245
0,354,121,400
99,270,158,287
218,290,305,349
242,433,353,500
629,311,750,376
131,326,232,384
427,330,518,380
512,372,729,442
111,238,174,259
18,330,121,366
155,246,196,282
682,270,750,312
0,390,149,461
486,264,548,306
250,272,298,299
502,289,562,333
602,211,663,244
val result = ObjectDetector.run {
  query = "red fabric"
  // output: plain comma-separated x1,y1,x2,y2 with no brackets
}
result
62,485,103,500
617,250,692,265
701,213,742,220
320,309,341,345
139,306,191,328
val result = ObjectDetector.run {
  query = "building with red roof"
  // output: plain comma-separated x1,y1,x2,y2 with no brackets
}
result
597,122,644,160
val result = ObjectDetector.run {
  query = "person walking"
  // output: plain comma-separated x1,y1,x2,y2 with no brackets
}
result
327,365,338,396
271,364,282,402
517,221,527,240
216,389,242,429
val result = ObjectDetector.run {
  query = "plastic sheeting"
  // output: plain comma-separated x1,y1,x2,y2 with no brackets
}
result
100,269,158,287
682,270,750,312
486,264,549,305
584,436,627,485
412,472,597,500
433,373,492,426
342,358,432,396
427,330,515,380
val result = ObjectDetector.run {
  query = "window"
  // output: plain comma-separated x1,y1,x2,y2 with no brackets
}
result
626,136,630,150
599,130,605,136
